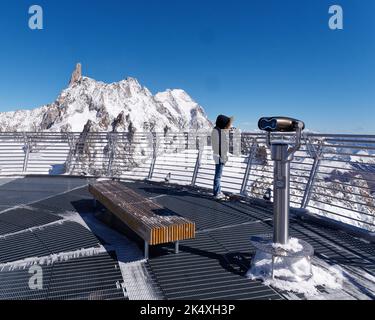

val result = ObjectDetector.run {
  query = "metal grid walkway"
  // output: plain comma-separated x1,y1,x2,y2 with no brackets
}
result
0,177,126,300
0,253,126,300
0,177,374,300
121,180,375,300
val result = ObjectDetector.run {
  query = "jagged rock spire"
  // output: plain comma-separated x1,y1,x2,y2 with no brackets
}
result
69,63,82,86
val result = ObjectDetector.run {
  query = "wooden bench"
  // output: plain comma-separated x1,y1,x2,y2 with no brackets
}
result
89,181,195,259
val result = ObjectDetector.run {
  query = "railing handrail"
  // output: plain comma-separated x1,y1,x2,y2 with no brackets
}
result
1,131,375,137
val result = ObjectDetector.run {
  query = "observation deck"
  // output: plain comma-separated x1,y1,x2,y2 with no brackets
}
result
0,132,374,300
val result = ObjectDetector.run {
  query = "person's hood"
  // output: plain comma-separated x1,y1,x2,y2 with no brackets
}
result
215,115,234,129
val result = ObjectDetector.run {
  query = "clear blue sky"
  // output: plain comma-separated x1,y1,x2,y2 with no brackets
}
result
0,0,374,133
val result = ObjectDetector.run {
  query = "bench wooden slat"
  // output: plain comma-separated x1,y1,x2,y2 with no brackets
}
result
89,181,195,246
89,185,154,242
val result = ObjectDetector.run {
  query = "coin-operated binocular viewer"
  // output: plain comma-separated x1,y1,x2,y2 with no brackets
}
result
247,117,314,282
258,117,305,245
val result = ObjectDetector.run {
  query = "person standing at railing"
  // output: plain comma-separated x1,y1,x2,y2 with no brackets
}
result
211,115,234,200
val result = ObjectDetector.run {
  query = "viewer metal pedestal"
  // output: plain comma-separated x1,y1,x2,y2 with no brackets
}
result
271,142,291,245
250,117,314,282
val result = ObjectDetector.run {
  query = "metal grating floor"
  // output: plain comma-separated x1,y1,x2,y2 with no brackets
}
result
0,177,87,209
121,180,375,300
147,230,282,300
0,177,374,300
0,207,63,235
0,253,126,300
33,221,101,253
0,230,51,263
46,253,126,300
0,177,126,300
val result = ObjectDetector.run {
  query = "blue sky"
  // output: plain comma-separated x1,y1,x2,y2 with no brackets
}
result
0,0,374,133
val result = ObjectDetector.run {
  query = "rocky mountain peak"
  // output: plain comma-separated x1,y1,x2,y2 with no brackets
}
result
69,63,82,86
0,63,213,133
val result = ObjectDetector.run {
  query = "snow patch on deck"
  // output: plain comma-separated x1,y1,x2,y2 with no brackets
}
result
58,210,91,229
248,250,375,299
247,251,344,297
0,246,106,271
80,213,164,300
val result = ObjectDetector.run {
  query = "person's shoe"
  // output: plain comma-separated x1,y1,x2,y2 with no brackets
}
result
214,192,227,200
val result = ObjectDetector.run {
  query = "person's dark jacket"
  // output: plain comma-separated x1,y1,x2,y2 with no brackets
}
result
211,115,233,165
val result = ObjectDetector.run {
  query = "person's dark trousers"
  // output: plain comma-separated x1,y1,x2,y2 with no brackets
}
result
213,163,224,196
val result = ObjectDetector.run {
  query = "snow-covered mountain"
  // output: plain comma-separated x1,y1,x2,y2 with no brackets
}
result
0,63,212,133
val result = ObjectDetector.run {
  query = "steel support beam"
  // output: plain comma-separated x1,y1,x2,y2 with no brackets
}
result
22,133,30,173
107,133,117,177
301,140,324,209
240,138,257,195
191,149,202,187
65,133,76,174
148,132,157,180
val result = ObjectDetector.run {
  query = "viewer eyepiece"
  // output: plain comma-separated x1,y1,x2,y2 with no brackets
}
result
258,117,305,132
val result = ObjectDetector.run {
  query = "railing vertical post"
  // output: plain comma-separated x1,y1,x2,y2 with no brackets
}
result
301,140,324,209
148,132,157,180
240,137,257,195
107,133,117,177
65,133,75,174
22,133,30,173
191,135,202,187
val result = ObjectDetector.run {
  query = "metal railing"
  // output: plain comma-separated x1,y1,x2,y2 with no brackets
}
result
0,131,374,232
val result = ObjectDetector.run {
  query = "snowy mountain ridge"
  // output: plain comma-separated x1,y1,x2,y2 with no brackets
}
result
0,63,212,133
